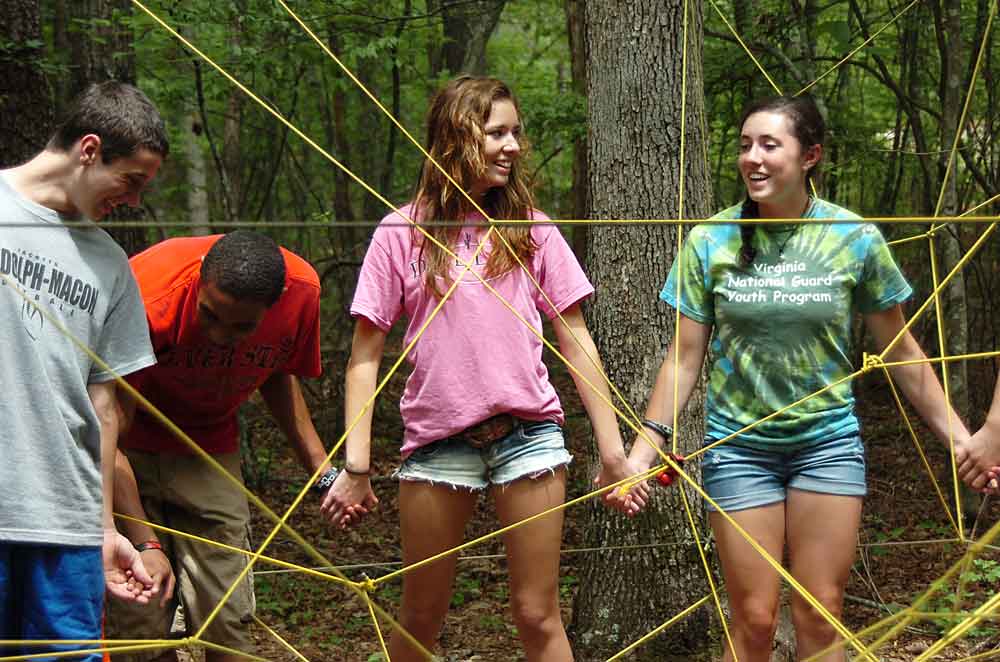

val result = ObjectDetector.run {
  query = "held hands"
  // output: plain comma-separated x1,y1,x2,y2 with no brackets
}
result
320,470,379,530
139,547,176,608
595,453,650,517
103,529,157,604
955,426,1000,496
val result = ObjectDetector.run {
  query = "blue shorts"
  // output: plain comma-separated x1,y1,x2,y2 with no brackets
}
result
702,434,867,512
0,543,104,661
395,420,572,490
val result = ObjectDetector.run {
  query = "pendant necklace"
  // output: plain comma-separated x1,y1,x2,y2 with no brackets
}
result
777,196,814,262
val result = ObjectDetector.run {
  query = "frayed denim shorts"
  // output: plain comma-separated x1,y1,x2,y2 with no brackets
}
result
395,420,572,490
702,433,867,512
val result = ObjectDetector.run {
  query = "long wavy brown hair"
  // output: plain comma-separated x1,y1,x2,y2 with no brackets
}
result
412,76,537,296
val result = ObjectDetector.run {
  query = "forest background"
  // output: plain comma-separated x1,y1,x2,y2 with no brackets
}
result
2,0,999,660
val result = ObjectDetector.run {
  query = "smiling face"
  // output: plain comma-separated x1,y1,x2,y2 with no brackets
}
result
469,99,522,202
738,110,820,218
73,138,162,220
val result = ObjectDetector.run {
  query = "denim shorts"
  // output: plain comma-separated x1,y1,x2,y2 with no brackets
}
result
702,434,867,512
395,420,572,490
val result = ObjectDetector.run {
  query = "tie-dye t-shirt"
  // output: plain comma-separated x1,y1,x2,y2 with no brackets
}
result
661,198,912,447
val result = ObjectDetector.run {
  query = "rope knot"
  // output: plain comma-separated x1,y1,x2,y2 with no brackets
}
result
862,353,884,373
358,574,377,593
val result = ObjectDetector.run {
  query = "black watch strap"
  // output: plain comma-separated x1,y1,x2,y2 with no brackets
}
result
313,467,339,492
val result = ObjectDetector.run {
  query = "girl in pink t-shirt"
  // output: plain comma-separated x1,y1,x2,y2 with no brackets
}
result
323,76,646,661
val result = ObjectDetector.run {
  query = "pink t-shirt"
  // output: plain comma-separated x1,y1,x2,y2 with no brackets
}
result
351,205,594,455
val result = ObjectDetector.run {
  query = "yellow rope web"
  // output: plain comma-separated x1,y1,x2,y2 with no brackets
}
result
3,0,998,660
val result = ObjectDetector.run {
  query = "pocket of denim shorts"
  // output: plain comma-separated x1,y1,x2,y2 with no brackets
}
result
410,441,445,459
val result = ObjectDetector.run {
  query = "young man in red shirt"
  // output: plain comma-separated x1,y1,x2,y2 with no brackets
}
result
106,231,344,662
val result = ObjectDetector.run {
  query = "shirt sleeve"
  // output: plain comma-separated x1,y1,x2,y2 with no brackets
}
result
284,283,323,378
90,264,156,383
350,226,404,332
855,225,913,313
532,221,594,319
660,229,714,324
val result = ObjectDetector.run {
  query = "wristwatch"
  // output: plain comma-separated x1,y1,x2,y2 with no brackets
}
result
313,467,339,492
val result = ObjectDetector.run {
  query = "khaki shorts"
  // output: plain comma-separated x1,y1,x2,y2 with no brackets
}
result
105,451,255,661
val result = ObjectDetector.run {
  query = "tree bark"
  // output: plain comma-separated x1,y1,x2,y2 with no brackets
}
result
565,0,589,263
428,0,508,76
933,0,969,417
186,110,211,236
221,1,246,226
0,0,53,167
570,1,713,659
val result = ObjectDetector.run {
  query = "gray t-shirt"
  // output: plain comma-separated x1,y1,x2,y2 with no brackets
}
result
0,171,156,547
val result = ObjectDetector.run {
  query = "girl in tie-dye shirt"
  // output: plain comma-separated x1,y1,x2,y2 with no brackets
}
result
629,95,971,662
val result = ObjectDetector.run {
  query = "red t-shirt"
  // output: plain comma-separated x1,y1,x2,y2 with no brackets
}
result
121,235,322,455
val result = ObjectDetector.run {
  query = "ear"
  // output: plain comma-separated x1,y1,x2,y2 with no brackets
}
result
802,143,822,171
78,134,103,166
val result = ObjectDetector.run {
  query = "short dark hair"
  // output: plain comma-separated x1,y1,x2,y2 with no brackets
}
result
201,231,286,307
48,81,170,163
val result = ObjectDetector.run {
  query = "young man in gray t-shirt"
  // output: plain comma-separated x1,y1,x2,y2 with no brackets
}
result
0,81,169,661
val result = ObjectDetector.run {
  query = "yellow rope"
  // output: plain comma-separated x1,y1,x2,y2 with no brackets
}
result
954,646,1000,662
24,2,997,659
796,0,919,96
679,482,738,660
801,609,910,662
192,228,496,650
604,594,713,661
887,231,929,247
0,642,183,661
371,462,670,587
253,615,312,662
914,591,1000,660
494,214,1000,225
114,513,352,586
927,234,964,540
706,0,783,94
931,0,997,223
863,514,1000,656
364,593,395,662
0,270,407,656
198,640,271,661
880,367,960,536
275,0,661,469
879,221,997,358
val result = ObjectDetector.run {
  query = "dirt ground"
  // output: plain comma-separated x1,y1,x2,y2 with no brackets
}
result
168,365,999,662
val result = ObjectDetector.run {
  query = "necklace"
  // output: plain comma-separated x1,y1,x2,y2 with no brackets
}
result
776,196,814,261
775,228,796,261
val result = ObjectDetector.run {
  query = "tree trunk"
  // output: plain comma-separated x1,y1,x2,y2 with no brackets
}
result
0,0,53,167
570,1,713,659
186,110,211,236
933,0,969,418
429,0,508,76
932,0,976,524
565,0,589,263
222,2,246,226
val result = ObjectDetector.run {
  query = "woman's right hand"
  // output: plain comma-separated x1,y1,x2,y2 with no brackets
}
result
320,471,380,530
